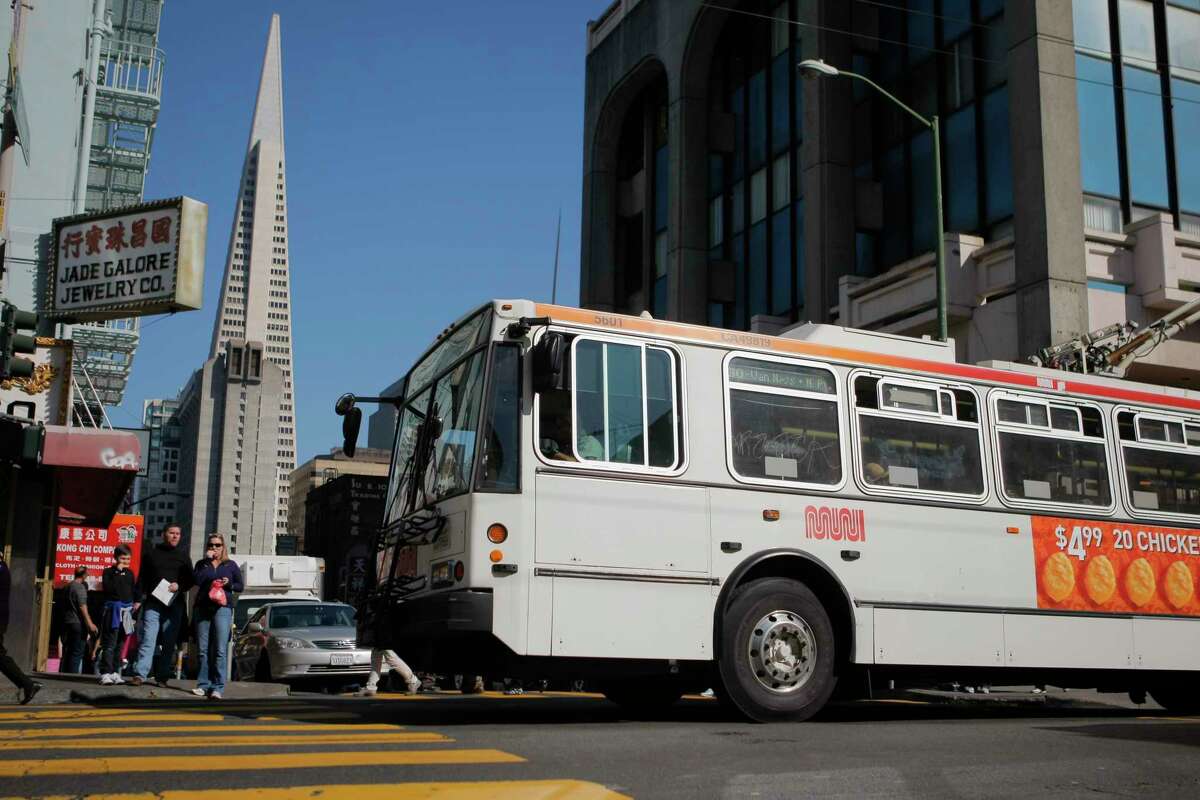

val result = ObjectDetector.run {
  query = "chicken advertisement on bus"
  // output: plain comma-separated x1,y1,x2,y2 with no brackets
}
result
1033,515,1200,617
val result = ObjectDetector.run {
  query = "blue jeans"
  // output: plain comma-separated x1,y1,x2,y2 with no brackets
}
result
61,623,86,674
195,605,232,694
134,601,183,681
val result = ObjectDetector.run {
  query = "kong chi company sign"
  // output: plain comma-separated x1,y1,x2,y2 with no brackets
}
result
46,196,207,321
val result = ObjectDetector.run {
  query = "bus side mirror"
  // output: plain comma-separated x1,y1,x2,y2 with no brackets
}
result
336,393,363,458
531,333,565,394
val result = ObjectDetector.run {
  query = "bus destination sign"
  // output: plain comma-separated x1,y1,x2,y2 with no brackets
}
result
729,358,835,394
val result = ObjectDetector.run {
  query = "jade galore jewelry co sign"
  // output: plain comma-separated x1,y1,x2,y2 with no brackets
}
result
46,196,207,321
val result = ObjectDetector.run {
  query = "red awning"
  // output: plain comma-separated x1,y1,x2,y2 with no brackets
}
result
42,426,142,524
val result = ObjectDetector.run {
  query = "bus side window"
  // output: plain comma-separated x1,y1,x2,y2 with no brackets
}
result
993,395,1112,508
537,336,684,472
725,356,842,487
1119,410,1200,517
855,374,984,497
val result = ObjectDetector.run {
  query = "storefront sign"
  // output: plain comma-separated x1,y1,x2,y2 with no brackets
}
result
46,197,207,322
52,513,144,589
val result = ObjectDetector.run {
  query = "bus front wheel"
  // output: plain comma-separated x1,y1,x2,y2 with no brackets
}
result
718,577,837,722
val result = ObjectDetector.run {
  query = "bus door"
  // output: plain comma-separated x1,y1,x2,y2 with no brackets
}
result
532,334,712,661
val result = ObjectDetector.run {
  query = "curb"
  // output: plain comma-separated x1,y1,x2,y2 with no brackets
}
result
2,674,291,705
887,688,1154,712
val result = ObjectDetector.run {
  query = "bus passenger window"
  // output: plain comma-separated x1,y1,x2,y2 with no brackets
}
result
726,357,841,487
994,396,1111,508
537,336,684,472
1119,411,1200,517
855,375,983,496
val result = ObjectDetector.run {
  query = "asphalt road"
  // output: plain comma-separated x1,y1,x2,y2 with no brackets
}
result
0,690,1197,799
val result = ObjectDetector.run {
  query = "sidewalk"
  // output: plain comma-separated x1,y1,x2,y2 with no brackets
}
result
0,671,290,705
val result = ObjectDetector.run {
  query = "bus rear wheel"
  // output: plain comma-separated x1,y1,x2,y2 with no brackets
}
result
718,577,837,722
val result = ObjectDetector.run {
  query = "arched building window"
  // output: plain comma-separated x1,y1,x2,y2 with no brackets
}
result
613,78,670,317
707,3,803,330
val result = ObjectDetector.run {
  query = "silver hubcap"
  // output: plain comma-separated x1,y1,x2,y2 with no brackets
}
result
747,610,817,694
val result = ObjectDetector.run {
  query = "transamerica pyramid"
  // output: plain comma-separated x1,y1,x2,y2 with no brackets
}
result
177,14,296,556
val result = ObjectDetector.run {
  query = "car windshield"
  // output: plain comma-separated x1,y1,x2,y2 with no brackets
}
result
383,307,492,525
234,598,317,630
270,604,356,629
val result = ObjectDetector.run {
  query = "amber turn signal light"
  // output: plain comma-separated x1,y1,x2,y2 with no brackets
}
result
487,523,508,544
762,509,780,522
489,549,504,563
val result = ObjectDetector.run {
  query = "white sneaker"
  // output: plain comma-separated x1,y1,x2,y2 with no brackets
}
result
112,674,126,685
360,687,378,697
191,687,207,697
100,674,114,685
208,691,222,701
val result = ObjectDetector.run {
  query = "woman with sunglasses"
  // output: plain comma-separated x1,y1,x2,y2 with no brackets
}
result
192,533,243,699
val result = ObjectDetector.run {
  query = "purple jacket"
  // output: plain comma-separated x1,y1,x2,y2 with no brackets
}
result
193,559,244,611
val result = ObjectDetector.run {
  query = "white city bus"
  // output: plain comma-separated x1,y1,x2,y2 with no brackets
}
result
339,300,1200,721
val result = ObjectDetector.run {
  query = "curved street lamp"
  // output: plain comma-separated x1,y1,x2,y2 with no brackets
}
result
798,59,948,343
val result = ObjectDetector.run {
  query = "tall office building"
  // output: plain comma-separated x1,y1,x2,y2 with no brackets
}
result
580,0,1200,385
176,15,296,559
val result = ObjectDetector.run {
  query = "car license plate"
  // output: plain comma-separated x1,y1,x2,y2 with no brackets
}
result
330,653,353,666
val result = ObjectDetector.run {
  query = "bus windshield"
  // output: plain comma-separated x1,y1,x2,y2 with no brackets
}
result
383,308,492,526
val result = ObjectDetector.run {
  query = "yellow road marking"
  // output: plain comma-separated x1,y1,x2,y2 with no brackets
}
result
257,713,362,721
1137,715,1200,721
0,749,524,777
2,780,630,800
4,723,404,739
0,732,450,751
872,699,932,706
0,712,225,724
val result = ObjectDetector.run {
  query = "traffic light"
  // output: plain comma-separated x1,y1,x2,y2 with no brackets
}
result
0,301,38,380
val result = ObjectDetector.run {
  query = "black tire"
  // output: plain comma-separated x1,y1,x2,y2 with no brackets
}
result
1149,685,1200,714
255,653,272,683
717,577,837,722
600,677,685,712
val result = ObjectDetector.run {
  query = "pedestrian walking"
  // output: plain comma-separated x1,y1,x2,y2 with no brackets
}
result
360,649,421,696
0,552,41,704
192,533,243,700
131,524,193,687
98,544,140,685
60,566,97,674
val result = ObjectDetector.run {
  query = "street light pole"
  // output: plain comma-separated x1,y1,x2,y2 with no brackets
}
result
798,59,948,342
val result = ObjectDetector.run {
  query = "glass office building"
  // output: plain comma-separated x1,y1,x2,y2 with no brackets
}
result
580,0,1200,385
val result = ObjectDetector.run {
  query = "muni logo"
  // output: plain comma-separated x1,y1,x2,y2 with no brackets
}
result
804,505,867,542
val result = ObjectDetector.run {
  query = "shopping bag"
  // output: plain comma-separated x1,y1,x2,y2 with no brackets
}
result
208,583,227,607
120,606,135,635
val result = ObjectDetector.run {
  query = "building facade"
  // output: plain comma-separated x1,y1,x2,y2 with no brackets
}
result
288,447,390,551
0,0,166,423
303,473,387,603
580,0,1200,384
174,14,297,560
134,397,181,539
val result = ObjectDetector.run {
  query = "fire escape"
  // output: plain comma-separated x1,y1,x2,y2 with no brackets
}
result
71,0,165,426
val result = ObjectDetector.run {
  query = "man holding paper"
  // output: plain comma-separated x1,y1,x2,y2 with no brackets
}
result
131,524,193,687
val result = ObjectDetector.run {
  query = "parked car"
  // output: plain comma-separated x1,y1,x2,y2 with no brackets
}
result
233,601,385,690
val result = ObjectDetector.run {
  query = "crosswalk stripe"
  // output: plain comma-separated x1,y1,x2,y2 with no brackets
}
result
4,723,403,739
0,712,225,724
0,749,525,777
257,713,362,721
0,732,450,750
0,779,630,800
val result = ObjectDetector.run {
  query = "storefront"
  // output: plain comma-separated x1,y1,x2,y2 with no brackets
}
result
0,420,142,672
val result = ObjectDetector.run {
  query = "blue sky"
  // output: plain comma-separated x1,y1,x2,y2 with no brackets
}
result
118,0,601,460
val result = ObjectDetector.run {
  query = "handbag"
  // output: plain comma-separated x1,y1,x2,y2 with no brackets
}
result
208,581,228,607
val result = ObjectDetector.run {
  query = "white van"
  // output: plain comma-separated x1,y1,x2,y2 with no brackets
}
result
234,555,325,632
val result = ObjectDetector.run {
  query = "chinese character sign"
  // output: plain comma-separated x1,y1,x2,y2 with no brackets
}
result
48,197,207,321
53,514,145,589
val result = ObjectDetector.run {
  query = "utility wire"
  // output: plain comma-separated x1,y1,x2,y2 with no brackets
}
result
699,2,1200,107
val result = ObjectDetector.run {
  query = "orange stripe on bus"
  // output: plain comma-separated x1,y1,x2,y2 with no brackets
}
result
535,303,1200,414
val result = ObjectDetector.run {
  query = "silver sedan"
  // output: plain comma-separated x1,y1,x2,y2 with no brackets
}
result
233,601,386,687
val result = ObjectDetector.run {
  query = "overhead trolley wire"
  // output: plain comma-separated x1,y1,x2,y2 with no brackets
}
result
698,2,1200,108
